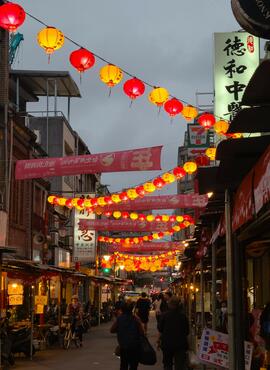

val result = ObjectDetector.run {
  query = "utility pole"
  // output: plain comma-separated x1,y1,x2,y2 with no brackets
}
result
0,1,10,247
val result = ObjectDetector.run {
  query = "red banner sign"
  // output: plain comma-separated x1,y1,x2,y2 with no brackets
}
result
232,168,254,231
15,146,162,180
253,145,270,214
103,194,208,212
78,219,174,232
108,241,185,253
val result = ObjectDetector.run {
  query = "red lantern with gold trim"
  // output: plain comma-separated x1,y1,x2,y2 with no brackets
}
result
123,78,145,100
164,98,183,117
0,2,26,32
69,48,95,73
198,113,215,130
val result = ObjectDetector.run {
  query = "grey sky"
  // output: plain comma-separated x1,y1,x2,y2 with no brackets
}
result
17,0,239,193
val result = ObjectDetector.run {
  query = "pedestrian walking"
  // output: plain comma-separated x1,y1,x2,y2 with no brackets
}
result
66,294,84,347
135,292,151,334
111,300,144,370
158,296,189,370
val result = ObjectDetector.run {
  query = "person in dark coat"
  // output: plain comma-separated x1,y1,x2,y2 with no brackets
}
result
135,292,151,334
158,296,189,370
111,300,144,370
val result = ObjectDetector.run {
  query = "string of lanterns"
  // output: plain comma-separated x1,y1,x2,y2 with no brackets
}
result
102,250,181,272
0,1,240,135
47,163,197,210
103,211,190,223
98,217,194,245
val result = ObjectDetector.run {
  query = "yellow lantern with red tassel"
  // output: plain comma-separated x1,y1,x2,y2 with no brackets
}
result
183,161,197,174
37,26,65,56
148,87,169,107
100,64,123,88
205,147,217,161
182,105,198,121
214,120,229,135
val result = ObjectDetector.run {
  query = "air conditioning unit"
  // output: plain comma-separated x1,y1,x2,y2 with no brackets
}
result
50,231,59,246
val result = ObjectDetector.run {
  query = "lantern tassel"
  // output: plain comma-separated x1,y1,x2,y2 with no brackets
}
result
170,117,173,125
158,106,161,116
80,72,82,85
108,87,112,97
129,100,133,108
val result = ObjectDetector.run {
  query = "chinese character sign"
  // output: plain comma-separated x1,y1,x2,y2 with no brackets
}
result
198,328,253,370
214,32,259,122
74,206,96,262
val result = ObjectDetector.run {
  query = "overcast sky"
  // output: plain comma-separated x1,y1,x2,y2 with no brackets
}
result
17,0,239,193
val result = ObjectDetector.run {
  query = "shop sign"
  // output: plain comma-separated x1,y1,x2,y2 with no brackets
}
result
9,295,23,305
8,283,23,295
187,124,210,149
232,168,254,231
35,295,48,306
214,32,259,122
253,145,270,214
74,200,96,262
36,305,44,314
198,328,253,370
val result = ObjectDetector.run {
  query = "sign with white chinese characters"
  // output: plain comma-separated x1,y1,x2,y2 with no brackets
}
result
198,328,253,370
74,198,96,262
214,32,259,122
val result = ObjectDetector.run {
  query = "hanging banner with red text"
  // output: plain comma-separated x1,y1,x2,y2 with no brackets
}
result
108,242,185,253
15,146,162,180
103,194,208,212
78,219,174,232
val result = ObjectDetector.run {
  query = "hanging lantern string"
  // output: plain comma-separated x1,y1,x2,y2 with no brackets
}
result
5,2,228,121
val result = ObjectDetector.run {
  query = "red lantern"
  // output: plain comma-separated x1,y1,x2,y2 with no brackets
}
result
169,215,176,222
164,98,183,117
90,198,98,207
104,196,113,205
0,3,26,32
158,232,164,238
195,155,210,167
77,198,85,208
173,167,186,179
138,214,146,221
148,235,153,241
135,185,145,197
198,113,215,130
123,78,145,100
155,215,162,222
104,211,112,217
122,212,130,219
65,199,73,208
153,177,166,189
119,192,129,201
69,48,95,73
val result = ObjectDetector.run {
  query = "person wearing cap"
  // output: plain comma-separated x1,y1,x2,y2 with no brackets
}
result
66,294,84,346
158,296,189,370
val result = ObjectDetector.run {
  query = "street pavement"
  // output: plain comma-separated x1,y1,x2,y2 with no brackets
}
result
15,312,163,370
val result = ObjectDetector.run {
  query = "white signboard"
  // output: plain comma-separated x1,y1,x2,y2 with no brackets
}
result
214,32,259,121
73,199,96,262
198,328,253,370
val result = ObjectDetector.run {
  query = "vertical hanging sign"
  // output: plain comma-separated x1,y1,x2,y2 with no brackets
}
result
214,32,259,121
73,195,96,263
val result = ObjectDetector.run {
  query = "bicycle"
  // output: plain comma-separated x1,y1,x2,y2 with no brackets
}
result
61,316,80,350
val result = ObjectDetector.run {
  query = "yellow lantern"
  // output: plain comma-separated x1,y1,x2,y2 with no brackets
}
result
172,225,181,232
152,233,159,239
176,215,184,222
100,64,123,87
127,189,138,200
162,215,170,222
133,237,139,244
148,87,169,106
150,265,157,272
143,182,156,193
113,211,122,219
143,236,149,241
214,120,229,135
115,238,121,243
130,213,138,220
97,197,106,206
182,105,198,121
71,198,79,207
205,147,217,161
183,161,197,174
48,195,55,204
84,199,92,207
162,173,175,183
146,214,155,222
58,198,67,206
111,194,121,203
37,27,65,55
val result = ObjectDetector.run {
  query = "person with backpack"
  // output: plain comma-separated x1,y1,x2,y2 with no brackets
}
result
111,300,144,370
